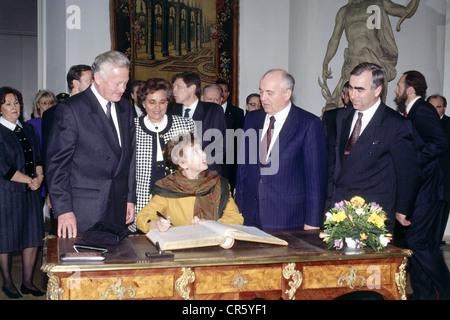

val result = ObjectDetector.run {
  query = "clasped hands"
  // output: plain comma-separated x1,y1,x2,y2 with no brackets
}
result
28,175,43,191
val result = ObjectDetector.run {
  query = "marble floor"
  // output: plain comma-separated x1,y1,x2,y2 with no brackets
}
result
1,234,449,301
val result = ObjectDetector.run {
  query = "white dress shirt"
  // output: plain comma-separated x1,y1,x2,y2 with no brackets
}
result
91,84,122,147
183,99,199,118
348,98,381,138
261,102,292,159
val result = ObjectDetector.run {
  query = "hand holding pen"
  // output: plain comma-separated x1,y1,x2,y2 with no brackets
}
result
152,211,172,232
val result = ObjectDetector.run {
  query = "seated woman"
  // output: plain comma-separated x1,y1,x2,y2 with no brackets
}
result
136,132,243,233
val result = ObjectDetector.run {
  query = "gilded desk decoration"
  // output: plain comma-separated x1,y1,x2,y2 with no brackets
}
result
283,263,303,300
175,267,195,300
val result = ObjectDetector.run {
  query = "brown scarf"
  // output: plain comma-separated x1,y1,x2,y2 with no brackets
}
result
153,170,221,220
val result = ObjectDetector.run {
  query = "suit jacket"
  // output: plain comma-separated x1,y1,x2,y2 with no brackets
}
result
235,105,328,231
407,98,448,207
441,115,450,201
223,104,245,189
45,87,136,235
328,103,419,231
0,121,43,193
168,100,226,173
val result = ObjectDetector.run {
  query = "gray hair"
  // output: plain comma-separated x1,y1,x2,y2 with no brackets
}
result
203,83,223,95
91,51,130,77
263,69,295,93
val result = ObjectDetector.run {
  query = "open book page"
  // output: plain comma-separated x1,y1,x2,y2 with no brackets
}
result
223,224,288,246
146,221,288,250
146,224,228,250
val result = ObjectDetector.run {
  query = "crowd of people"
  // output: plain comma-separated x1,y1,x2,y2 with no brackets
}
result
0,50,449,300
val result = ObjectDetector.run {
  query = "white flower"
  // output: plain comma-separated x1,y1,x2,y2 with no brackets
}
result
379,235,390,247
355,208,364,215
325,212,332,221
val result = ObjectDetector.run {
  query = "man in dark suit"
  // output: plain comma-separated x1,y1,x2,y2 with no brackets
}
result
328,63,419,246
235,69,328,231
42,64,93,235
46,51,136,238
322,81,352,206
168,72,226,174
395,71,450,300
216,80,245,194
427,94,450,244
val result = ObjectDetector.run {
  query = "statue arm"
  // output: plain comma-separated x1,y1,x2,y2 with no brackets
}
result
384,0,419,18
322,7,346,80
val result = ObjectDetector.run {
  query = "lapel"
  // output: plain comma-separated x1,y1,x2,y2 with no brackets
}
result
340,104,386,164
85,88,122,156
338,108,355,164
276,106,299,152
193,101,205,122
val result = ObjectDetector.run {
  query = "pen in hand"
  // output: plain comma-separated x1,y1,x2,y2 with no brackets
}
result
157,211,173,226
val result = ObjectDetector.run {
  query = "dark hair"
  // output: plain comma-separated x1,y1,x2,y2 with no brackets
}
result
246,93,260,105
350,62,386,93
403,71,428,99
427,94,447,108
130,80,144,93
164,132,196,171
0,86,22,107
172,72,201,98
67,64,92,91
137,78,172,108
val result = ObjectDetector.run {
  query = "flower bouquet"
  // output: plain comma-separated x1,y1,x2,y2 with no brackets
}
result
321,196,392,252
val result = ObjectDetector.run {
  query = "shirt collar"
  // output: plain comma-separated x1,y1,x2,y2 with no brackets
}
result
144,115,168,132
267,102,292,123
0,117,21,131
91,84,110,109
406,96,421,114
358,98,381,118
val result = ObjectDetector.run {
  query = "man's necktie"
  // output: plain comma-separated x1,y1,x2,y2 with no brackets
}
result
266,116,276,152
106,102,119,143
345,112,363,159
184,108,191,118
260,116,276,165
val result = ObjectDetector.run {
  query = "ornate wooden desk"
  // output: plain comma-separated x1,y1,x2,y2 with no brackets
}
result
41,231,412,300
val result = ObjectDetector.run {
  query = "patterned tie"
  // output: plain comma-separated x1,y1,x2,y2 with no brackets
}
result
345,112,363,159
266,116,276,152
260,116,276,165
184,108,191,118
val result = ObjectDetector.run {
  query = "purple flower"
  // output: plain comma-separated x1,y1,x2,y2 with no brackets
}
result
334,201,345,209
334,239,344,250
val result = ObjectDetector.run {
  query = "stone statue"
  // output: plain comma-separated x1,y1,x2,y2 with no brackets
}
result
319,0,420,112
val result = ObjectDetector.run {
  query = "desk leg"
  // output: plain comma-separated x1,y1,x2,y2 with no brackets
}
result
46,273,64,300
175,267,195,300
395,256,409,300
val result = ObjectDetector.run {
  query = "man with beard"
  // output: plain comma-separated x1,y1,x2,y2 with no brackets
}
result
394,71,450,300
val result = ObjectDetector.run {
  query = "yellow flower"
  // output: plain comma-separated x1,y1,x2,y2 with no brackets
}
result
368,212,385,228
350,196,365,208
332,210,347,223
360,233,368,241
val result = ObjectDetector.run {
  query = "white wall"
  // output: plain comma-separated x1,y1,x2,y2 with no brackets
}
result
40,0,111,95
238,0,290,109
0,0,37,119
